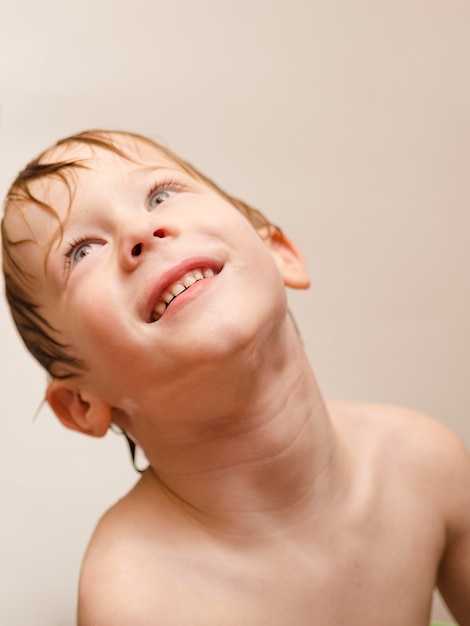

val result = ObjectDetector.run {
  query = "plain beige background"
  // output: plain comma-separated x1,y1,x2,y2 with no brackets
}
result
1,1,469,624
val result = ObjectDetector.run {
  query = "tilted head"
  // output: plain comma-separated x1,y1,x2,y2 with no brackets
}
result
1,129,276,381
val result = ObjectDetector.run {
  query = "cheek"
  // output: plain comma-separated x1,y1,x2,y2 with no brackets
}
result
63,299,142,402
62,282,124,355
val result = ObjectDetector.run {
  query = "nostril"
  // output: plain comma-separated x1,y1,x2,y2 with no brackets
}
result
132,243,143,257
154,229,166,238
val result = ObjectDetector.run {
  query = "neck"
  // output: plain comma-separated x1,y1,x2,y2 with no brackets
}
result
123,321,346,535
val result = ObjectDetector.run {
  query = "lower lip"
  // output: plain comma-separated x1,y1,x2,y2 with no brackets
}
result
153,274,217,322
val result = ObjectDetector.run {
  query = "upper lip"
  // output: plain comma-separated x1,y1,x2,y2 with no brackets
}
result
145,257,223,322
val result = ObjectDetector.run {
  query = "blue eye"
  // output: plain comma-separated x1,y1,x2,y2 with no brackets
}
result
73,242,95,263
65,239,102,271
149,189,171,208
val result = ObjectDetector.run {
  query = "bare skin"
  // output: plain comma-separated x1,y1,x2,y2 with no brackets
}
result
3,134,469,625
78,393,470,626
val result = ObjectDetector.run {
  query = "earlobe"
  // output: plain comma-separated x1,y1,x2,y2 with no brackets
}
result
261,226,310,289
46,379,112,437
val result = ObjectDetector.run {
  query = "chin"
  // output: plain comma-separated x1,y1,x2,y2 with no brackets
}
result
182,304,285,366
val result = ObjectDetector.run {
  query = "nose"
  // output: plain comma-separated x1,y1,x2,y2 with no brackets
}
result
119,219,167,271
130,229,166,258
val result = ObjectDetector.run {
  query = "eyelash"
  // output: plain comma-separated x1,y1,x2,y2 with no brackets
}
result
62,177,186,272
147,176,184,205
63,235,96,271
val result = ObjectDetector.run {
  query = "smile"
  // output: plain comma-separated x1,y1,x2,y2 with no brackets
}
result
151,267,217,322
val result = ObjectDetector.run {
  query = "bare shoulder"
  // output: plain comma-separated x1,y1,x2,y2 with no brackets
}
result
330,400,470,552
329,400,469,467
77,471,176,626
330,401,470,622
329,400,470,522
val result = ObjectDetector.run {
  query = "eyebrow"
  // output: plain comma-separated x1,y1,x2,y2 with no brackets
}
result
127,162,184,179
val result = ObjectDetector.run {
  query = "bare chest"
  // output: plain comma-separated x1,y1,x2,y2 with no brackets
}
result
140,514,442,626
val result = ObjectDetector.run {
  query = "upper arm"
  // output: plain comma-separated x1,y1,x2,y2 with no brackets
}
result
435,434,470,625
78,552,155,626
386,405,470,624
77,511,165,626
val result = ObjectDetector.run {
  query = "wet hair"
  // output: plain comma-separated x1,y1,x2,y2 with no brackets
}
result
1,129,275,380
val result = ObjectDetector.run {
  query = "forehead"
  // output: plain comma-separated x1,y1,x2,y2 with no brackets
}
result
44,133,181,181
60,132,170,159
4,135,184,240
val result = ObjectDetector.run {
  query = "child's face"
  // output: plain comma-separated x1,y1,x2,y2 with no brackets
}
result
15,135,306,413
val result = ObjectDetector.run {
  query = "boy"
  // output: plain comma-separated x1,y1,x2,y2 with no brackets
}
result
2,129,470,626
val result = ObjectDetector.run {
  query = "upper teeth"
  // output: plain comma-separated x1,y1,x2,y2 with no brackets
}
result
151,267,215,321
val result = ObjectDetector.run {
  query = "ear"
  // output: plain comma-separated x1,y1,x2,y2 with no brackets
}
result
46,379,112,437
260,227,310,289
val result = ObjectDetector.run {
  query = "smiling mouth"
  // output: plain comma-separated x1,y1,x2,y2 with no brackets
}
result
150,267,218,322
